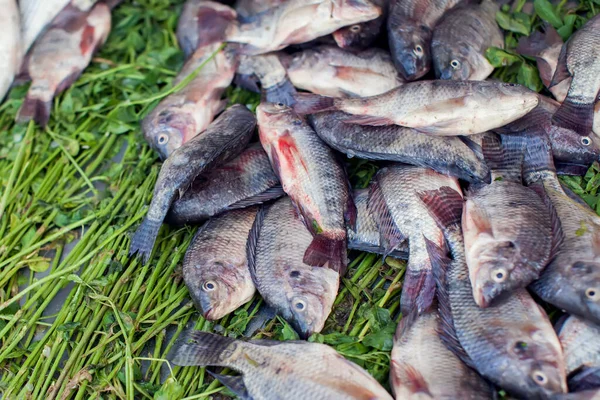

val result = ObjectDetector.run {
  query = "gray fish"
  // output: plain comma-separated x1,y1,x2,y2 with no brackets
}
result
183,208,258,320
167,143,284,226
257,102,352,273
420,186,567,399
332,0,387,50
247,197,339,338
368,165,461,315
130,105,256,262
308,111,489,183
390,306,494,399
293,80,539,136
237,53,297,105
431,0,502,81
556,315,600,376
169,331,394,400
550,14,600,135
283,46,403,98
387,0,464,81
1,0,21,101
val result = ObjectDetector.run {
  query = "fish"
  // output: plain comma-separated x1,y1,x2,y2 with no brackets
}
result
551,391,600,400
332,0,387,50
16,1,112,127
387,0,464,81
169,331,394,400
368,165,461,315
556,315,600,377
166,143,284,226
141,43,237,159
308,111,489,183
237,54,297,105
419,186,568,399
224,0,382,55
257,102,353,273
130,105,256,263
247,198,339,338
283,46,403,98
517,24,569,103
235,0,286,20
390,305,494,399
0,0,21,101
431,0,503,81
176,0,237,58
462,134,556,308
292,80,540,136
18,0,71,55
550,14,600,135
183,207,258,320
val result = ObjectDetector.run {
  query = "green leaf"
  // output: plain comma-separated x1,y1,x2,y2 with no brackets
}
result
336,342,369,356
517,62,544,92
322,332,358,345
277,318,300,341
534,0,563,28
486,47,522,68
57,322,81,332
154,377,184,400
20,227,36,248
362,323,395,351
29,259,51,273
558,14,577,41
496,11,531,35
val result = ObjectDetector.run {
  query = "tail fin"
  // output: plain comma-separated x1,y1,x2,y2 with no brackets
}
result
400,265,436,316
501,132,556,184
16,95,51,127
129,217,162,263
417,187,463,231
482,133,524,182
168,331,237,367
292,93,336,115
552,98,595,136
303,235,348,274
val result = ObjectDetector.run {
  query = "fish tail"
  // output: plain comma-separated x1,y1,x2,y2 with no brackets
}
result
263,78,297,107
552,98,595,136
482,133,524,182
129,217,162,263
292,93,336,115
400,265,436,316
417,187,463,231
303,235,347,274
16,94,51,127
502,132,555,184
168,331,237,366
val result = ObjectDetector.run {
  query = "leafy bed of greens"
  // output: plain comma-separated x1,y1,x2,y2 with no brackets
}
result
0,0,597,398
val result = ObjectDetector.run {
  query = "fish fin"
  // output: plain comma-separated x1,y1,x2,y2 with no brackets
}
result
559,182,592,208
417,187,464,231
16,95,52,127
225,185,286,211
529,183,564,260
303,235,347,274
345,190,358,232
268,145,283,178
501,133,555,184
168,331,237,366
292,93,336,114
568,366,600,393
246,206,266,287
390,360,433,397
129,218,162,263
400,263,436,316
206,371,252,400
483,133,523,182
463,200,493,236
263,78,297,106
549,44,570,88
340,115,396,126
555,162,590,176
367,177,407,255
458,135,484,160
552,97,595,136
235,73,261,93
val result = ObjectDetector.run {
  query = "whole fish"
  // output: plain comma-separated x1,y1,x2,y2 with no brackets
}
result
431,0,502,81
368,165,461,315
142,43,237,159
235,0,286,20
16,2,111,127
0,0,21,101
387,0,464,81
18,0,71,54
257,102,352,273
169,331,394,400
420,186,567,399
293,80,539,136
130,105,256,262
237,54,297,105
176,0,237,58
390,306,494,399
283,46,403,98
247,198,339,338
550,14,600,135
183,208,258,320
167,143,284,226
308,111,489,183
556,315,600,376
462,134,556,308
224,0,382,55
332,0,387,50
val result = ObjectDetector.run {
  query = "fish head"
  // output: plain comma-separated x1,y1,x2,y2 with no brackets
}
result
388,25,431,81
556,259,600,322
256,102,301,128
333,22,378,49
547,124,600,167
333,0,382,24
142,108,196,160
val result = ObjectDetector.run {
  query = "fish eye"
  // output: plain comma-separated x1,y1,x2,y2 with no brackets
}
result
202,281,217,292
492,268,508,283
413,44,424,57
158,134,169,145
582,136,592,146
586,288,599,301
275,102,285,109
450,59,460,69
294,299,307,311
350,25,361,33
531,370,548,385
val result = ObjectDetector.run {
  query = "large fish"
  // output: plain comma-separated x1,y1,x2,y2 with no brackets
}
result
431,0,502,81
16,1,111,127
308,111,489,183
387,0,464,81
18,0,71,55
550,14,600,135
420,186,567,398
368,165,461,315
237,53,297,105
0,0,21,101
293,80,539,136
224,0,382,55
130,105,256,262
257,102,353,273
556,315,600,377
332,0,387,50
247,198,339,338
169,331,394,400
183,208,258,320
283,46,403,98
166,143,284,226
142,43,237,159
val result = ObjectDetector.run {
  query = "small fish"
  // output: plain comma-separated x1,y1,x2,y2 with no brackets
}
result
257,102,353,273
16,2,112,127
550,14,600,135
237,53,297,105
332,0,387,50
420,186,567,399
235,0,286,20
183,207,258,320
390,305,494,399
308,111,489,183
167,143,284,226
130,105,256,263
224,0,382,55
169,331,394,400
142,44,237,159
368,165,461,315
431,0,503,81
247,198,339,338
556,315,600,376
0,0,21,101
293,80,539,136
176,0,237,58
283,46,403,98
387,0,464,80
18,0,70,54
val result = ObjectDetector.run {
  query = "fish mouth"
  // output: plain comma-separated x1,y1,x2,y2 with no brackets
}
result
474,282,501,308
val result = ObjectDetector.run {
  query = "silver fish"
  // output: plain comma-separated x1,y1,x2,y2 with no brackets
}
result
0,0,21,101
557,315,600,376
332,0,387,50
